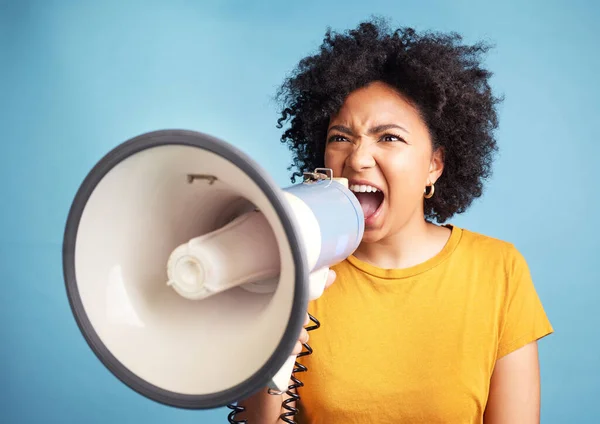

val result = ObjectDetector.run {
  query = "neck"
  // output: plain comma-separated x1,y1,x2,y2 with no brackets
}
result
354,214,451,270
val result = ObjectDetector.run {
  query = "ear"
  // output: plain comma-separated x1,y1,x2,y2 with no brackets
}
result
428,147,445,185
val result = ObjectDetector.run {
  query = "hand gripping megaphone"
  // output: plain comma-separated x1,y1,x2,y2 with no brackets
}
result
62,129,364,415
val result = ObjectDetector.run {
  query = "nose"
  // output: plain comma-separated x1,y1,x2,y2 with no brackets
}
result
345,143,376,172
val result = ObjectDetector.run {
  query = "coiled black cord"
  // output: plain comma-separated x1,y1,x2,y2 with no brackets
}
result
226,403,247,424
226,313,320,424
278,313,320,424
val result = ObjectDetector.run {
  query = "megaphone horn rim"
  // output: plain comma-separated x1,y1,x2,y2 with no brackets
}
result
62,129,311,409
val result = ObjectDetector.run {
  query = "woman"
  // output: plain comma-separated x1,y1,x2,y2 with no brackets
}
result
237,17,553,423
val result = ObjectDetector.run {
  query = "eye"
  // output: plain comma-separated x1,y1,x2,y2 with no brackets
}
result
327,134,349,143
380,133,406,143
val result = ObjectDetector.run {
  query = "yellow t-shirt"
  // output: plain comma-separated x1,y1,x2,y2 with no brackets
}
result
295,225,553,424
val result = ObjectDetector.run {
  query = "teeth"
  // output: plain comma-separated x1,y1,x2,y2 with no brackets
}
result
350,184,380,193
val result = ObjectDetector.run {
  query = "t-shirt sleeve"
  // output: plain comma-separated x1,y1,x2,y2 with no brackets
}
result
497,246,554,358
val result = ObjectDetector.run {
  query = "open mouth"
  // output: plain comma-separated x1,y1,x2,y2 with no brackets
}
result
349,183,384,220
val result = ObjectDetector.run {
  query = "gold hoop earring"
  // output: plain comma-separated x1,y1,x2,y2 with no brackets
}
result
424,183,435,199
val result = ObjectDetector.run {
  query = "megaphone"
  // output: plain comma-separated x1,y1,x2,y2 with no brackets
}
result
62,129,364,415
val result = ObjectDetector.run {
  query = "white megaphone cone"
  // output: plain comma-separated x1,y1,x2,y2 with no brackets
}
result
62,129,364,411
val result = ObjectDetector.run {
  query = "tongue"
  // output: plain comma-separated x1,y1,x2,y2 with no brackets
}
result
354,192,382,218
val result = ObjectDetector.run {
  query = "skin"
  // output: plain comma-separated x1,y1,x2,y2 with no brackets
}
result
324,81,448,268
484,342,542,423
239,81,542,423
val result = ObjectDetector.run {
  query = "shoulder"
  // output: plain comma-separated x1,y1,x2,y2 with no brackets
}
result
455,226,528,270
447,226,536,294
456,229,554,356
452,227,547,319
453,226,553,356
457,226,515,253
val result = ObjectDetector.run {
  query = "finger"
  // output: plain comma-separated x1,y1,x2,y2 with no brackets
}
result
291,329,309,355
304,313,310,326
325,269,337,289
292,341,303,355
298,328,309,344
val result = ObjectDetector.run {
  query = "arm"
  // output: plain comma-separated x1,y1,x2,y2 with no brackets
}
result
483,341,541,424
237,271,335,422
234,313,310,422
234,385,295,423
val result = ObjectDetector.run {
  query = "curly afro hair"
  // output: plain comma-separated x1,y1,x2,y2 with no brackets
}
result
275,17,503,223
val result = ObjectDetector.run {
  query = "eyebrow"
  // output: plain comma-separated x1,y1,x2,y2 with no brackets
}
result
327,123,410,135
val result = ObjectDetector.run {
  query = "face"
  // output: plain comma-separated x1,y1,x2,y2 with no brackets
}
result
324,81,444,244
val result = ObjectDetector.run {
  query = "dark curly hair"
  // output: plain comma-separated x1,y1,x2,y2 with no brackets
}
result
275,17,502,223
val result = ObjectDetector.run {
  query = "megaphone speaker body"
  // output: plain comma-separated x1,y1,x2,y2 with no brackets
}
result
63,130,364,410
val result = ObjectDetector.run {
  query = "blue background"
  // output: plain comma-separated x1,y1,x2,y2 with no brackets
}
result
1,0,598,422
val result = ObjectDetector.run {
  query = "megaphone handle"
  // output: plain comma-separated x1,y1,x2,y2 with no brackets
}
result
307,266,330,301
267,266,329,392
277,312,320,424
228,268,329,423
268,355,298,393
